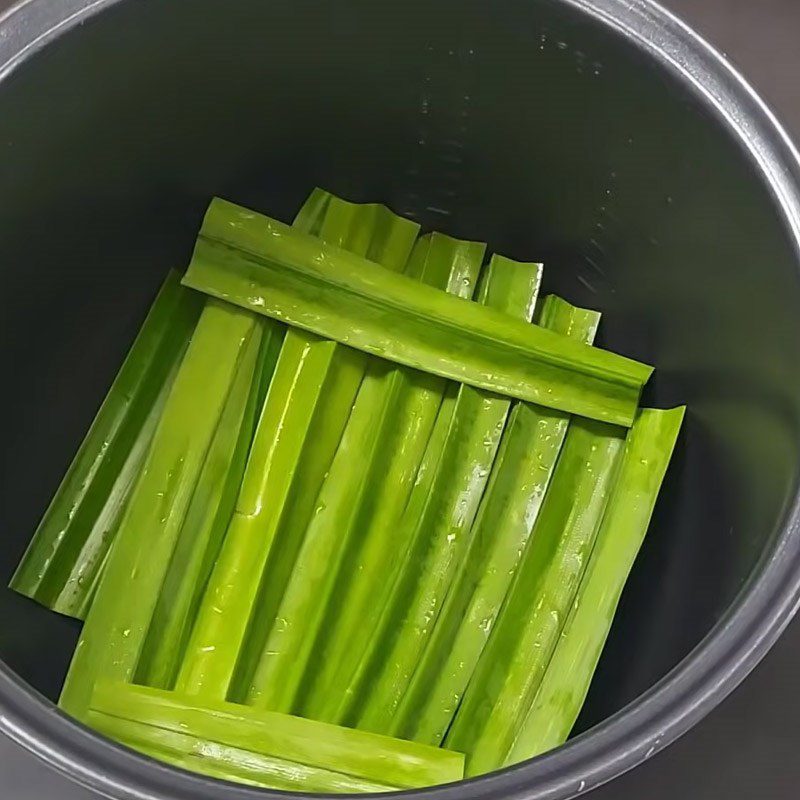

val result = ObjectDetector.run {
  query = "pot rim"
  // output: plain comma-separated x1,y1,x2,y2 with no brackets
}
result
1,1,800,798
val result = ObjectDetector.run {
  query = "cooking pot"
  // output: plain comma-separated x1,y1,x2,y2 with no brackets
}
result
1,0,800,798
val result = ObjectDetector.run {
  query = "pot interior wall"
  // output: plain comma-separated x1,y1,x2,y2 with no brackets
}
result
0,0,799,742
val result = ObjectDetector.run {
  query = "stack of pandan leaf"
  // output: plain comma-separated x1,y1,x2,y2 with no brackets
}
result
10,189,683,792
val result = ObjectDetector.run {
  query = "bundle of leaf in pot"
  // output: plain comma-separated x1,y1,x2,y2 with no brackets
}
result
10,188,684,791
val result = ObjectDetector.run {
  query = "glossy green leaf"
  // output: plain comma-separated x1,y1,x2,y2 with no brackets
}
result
88,712,397,793
59,300,260,720
10,271,203,618
247,233,485,716
176,328,364,699
348,255,543,735
63,373,175,620
90,682,465,790
446,418,626,776
182,198,652,425
299,240,500,727
134,319,282,690
506,406,685,765
175,191,419,701
291,186,331,235
96,715,391,793
395,296,600,745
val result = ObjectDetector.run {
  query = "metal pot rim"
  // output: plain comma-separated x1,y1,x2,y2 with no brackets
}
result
1,1,799,798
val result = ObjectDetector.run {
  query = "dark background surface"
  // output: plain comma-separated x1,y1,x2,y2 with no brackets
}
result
2,0,800,798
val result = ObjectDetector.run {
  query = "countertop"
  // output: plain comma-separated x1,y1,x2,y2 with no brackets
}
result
2,0,800,798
